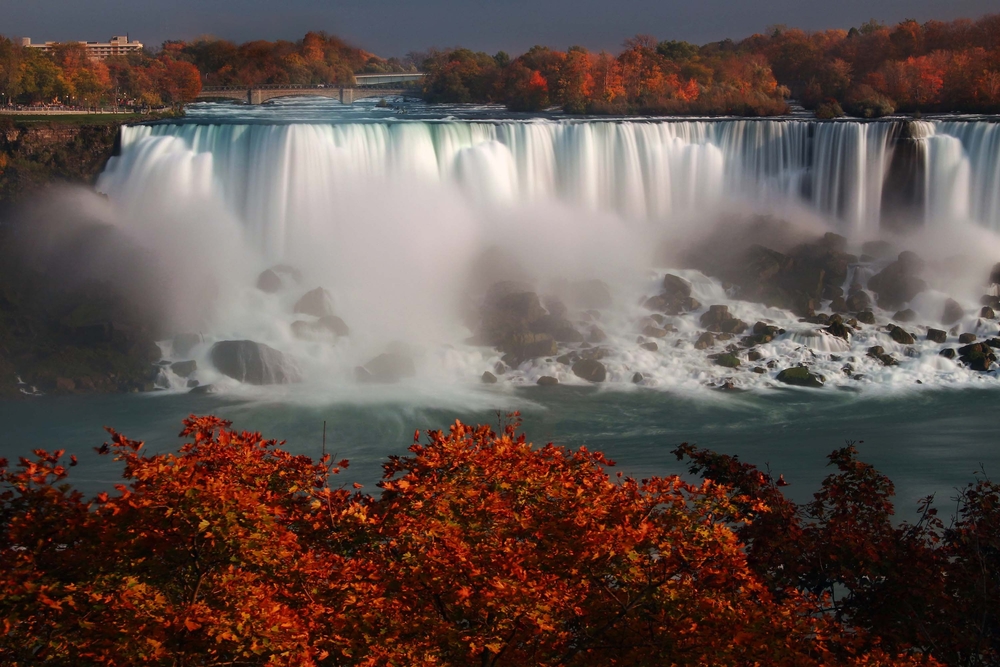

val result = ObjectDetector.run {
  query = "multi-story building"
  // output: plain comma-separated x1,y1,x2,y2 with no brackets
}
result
21,36,144,60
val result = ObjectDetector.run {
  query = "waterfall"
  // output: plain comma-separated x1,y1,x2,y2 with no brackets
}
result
92,113,1000,393
103,118,1000,257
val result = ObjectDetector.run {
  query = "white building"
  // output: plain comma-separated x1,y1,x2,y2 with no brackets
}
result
21,36,144,60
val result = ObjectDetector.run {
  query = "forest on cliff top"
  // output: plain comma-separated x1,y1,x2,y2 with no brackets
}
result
1,14,999,115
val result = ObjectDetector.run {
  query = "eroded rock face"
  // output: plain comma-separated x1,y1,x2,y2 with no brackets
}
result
210,340,300,385
293,287,336,318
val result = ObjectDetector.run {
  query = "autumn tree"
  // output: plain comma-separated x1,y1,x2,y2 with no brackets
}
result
0,415,947,666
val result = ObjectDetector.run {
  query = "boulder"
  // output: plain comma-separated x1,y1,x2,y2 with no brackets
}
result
826,321,850,340
680,296,702,312
642,325,668,338
318,315,350,337
700,305,730,329
536,376,559,386
639,341,658,352
830,296,848,313
257,265,303,293
867,252,927,309
747,349,763,362
958,333,977,344
867,345,898,366
940,348,957,359
856,310,876,325
926,328,947,344
714,354,740,368
942,298,964,325
210,340,301,385
776,367,824,388
694,332,716,350
893,309,917,323
293,287,336,318
958,342,997,371
888,325,915,345
632,372,643,383
846,290,872,312
256,269,283,293
588,327,607,343
718,318,747,334
357,352,416,383
572,359,607,383
170,360,197,378
662,273,692,299
481,371,498,384
981,306,996,319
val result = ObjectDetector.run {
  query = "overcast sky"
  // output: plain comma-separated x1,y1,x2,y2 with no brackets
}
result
3,0,996,58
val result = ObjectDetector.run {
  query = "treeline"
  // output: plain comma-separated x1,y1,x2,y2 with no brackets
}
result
165,32,415,87
417,14,1000,116
0,32,415,110
0,39,201,109
751,15,1000,116
418,38,789,116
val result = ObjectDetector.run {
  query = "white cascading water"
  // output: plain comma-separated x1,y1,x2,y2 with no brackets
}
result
95,117,1000,396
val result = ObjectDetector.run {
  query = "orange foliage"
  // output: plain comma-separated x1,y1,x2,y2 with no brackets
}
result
0,415,949,665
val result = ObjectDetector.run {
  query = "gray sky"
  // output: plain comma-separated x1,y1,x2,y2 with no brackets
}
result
2,0,996,58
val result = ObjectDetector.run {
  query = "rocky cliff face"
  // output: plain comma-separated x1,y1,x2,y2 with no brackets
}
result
0,119,164,398
0,120,123,208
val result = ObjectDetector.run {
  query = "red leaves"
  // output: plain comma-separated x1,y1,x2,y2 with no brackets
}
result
0,416,957,666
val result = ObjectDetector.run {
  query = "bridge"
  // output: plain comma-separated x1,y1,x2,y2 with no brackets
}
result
197,73,426,105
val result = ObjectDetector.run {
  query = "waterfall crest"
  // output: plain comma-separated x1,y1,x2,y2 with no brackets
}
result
103,119,1000,258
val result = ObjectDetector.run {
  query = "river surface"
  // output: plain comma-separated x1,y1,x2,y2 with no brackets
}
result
4,385,998,518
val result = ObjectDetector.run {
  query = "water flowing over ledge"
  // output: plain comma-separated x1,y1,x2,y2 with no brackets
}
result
95,115,1000,395
106,119,1000,251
